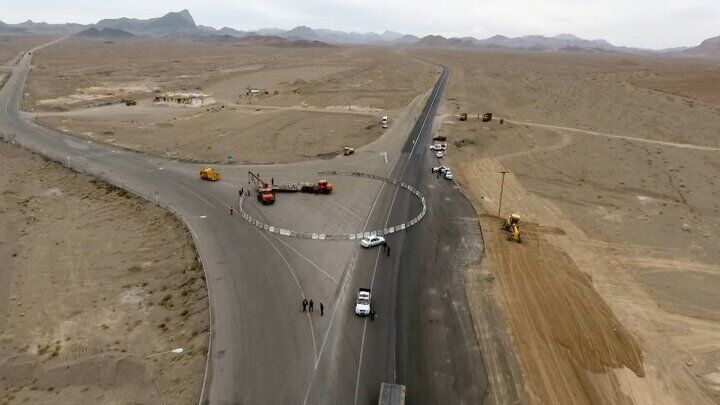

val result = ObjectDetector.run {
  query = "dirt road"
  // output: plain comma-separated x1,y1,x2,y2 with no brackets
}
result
423,48,720,404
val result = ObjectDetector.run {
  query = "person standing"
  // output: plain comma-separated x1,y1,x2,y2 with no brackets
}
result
386,244,390,256
309,299,314,312
320,303,324,316
230,207,234,216
302,298,308,312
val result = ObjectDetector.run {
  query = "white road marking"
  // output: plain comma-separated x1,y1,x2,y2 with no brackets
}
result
270,235,339,285
354,68,447,403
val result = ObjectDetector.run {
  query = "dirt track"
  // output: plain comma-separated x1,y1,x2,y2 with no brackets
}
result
0,142,208,403
24,38,439,163
428,48,720,404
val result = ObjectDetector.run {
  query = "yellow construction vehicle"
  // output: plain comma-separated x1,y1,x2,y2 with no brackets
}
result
502,213,521,243
200,167,220,181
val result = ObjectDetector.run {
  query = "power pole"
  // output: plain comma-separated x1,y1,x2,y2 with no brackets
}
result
498,171,509,217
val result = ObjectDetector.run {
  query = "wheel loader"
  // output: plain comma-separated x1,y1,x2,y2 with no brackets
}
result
502,213,521,243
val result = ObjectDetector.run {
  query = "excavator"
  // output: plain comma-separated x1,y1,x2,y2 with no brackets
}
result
248,171,275,204
502,213,521,243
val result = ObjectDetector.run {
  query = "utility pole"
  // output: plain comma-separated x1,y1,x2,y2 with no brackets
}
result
498,171,509,217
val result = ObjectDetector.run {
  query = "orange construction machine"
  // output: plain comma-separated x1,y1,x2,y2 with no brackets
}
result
248,171,275,205
300,179,333,194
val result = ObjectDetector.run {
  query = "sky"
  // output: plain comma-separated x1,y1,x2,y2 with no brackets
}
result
3,0,720,49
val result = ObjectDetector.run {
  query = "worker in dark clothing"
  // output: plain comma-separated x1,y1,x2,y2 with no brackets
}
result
370,308,376,320
309,299,314,312
302,298,308,312
386,244,390,256
320,303,324,316
230,207,234,215
271,177,274,185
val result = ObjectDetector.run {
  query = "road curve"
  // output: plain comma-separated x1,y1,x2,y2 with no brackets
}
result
2,41,497,405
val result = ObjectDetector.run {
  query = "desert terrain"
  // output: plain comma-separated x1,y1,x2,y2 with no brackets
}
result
419,48,720,404
0,36,53,64
0,141,208,403
26,37,438,163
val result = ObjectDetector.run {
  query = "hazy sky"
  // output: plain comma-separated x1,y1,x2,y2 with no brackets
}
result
4,0,719,49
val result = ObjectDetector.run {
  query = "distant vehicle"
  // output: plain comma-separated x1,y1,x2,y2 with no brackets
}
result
444,171,454,180
433,135,447,141
360,235,385,248
343,146,355,155
382,122,389,129
432,166,450,173
200,167,220,181
482,113,493,122
459,112,467,121
355,288,372,316
378,383,406,405
429,143,447,151
435,151,444,158
381,116,389,124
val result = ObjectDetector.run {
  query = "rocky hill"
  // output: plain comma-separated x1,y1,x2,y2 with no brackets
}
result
684,35,720,57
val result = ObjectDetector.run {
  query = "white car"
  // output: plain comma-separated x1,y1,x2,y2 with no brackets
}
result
432,166,450,173
360,235,385,248
435,151,444,158
355,288,372,316
429,143,447,151
444,171,454,180
382,122,389,129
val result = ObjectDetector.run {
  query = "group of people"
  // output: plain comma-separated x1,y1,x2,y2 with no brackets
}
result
302,298,324,316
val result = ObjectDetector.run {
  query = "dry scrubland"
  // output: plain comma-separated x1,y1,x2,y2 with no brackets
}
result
0,142,208,403
27,38,438,163
0,36,54,64
420,48,720,404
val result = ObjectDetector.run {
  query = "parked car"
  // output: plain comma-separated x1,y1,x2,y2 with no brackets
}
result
435,151,444,158
360,235,385,248
433,135,447,141
444,171,454,180
432,166,450,173
429,143,447,151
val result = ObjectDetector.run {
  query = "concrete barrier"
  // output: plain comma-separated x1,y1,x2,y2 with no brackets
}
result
237,171,427,240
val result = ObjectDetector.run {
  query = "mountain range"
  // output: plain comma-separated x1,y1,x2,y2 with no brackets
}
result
1,9,719,56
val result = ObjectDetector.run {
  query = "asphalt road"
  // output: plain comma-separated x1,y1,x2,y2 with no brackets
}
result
1,42,491,405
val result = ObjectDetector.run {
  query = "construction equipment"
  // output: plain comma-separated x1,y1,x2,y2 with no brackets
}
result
502,213,521,243
121,98,137,106
248,171,275,204
481,113,493,122
301,179,333,194
200,167,220,181
343,146,355,156
459,112,468,121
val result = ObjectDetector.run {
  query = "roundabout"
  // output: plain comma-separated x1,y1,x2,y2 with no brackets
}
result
237,170,427,240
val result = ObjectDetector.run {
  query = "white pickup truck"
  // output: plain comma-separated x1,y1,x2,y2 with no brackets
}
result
355,288,371,316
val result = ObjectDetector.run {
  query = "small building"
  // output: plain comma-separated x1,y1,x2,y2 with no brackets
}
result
154,92,214,108
246,88,269,96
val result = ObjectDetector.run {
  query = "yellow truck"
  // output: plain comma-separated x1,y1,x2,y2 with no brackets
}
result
200,167,220,181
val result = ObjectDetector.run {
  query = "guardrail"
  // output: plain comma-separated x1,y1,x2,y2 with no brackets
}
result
237,171,426,240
